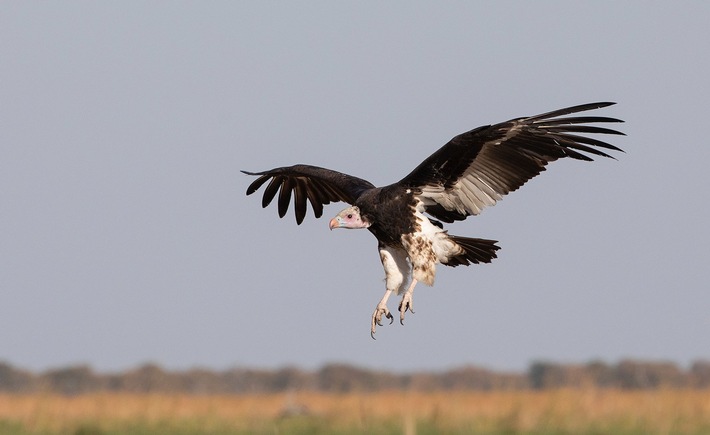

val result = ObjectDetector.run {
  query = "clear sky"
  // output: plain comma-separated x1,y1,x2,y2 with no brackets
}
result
2,2,708,373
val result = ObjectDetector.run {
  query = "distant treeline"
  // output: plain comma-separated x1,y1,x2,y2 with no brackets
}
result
1,360,710,395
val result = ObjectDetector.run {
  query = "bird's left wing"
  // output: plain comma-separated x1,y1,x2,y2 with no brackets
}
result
398,102,625,223
242,164,375,224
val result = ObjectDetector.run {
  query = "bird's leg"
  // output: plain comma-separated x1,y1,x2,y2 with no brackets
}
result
398,279,418,325
373,246,409,339
371,289,394,339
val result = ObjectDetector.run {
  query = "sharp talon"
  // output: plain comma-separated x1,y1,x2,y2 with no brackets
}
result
373,305,391,329
398,294,414,326
372,294,395,338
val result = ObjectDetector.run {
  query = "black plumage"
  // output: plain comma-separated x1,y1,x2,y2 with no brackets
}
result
244,103,623,227
243,165,374,224
243,102,624,336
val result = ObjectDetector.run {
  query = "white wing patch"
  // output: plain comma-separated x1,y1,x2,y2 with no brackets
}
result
421,165,504,216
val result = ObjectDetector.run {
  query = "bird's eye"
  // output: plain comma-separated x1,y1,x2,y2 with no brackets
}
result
347,214,353,219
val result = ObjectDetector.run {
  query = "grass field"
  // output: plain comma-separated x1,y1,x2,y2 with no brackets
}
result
1,389,710,434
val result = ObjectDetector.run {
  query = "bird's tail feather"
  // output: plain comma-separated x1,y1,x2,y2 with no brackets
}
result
446,236,500,266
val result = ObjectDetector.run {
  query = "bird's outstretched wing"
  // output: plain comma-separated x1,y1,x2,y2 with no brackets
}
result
399,102,625,222
242,164,375,224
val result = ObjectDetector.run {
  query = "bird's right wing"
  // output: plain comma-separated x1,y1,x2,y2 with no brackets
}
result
399,102,625,222
242,164,375,224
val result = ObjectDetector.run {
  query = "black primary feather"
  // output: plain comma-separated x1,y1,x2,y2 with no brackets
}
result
241,165,375,224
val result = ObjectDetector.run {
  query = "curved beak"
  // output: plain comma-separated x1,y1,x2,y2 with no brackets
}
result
329,217,340,231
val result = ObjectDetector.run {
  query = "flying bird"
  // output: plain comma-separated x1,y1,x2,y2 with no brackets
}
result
242,102,624,338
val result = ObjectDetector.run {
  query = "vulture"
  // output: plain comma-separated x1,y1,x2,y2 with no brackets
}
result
243,102,624,338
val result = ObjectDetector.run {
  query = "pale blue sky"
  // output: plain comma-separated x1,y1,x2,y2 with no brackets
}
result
1,2,708,372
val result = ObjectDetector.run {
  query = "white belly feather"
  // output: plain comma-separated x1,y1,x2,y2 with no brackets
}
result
400,200,464,286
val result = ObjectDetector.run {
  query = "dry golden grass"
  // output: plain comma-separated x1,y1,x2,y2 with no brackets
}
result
1,389,710,434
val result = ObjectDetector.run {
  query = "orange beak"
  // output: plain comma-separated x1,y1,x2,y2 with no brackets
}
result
329,217,340,230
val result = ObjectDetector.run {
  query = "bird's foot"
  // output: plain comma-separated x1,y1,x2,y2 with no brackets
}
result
398,293,414,325
371,303,393,339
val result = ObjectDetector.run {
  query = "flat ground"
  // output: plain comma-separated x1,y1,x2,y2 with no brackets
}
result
1,389,710,434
